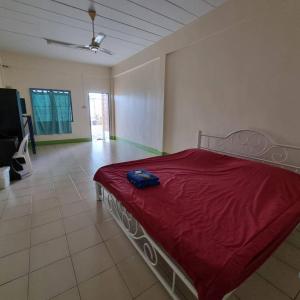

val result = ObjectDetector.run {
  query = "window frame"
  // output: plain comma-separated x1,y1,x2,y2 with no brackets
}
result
30,88,74,123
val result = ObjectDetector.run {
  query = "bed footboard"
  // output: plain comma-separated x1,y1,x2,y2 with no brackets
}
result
96,183,233,300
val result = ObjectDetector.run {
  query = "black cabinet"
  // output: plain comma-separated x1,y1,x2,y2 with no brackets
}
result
0,88,25,144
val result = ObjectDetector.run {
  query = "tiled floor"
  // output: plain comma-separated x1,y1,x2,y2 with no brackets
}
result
0,140,299,299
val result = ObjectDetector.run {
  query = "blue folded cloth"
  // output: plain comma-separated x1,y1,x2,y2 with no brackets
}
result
127,169,160,189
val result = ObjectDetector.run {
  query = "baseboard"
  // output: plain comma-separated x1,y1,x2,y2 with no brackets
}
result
111,136,165,156
34,138,92,146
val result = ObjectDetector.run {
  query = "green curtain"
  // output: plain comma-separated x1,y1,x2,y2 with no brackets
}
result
31,89,73,135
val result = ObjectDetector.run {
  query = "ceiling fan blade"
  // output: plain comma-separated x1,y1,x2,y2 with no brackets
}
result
99,48,113,55
95,33,105,45
75,45,91,51
45,38,85,48
45,38,112,55
45,38,75,47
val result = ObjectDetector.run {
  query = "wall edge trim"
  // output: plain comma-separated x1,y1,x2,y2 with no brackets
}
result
110,135,165,155
113,57,160,78
34,137,92,146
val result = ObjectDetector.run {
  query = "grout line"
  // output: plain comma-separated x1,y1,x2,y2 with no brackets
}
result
30,232,66,248
255,271,294,299
0,241,30,260
115,257,134,299
48,286,77,300
62,219,82,300
68,174,84,201
1,210,32,224
68,239,104,256
272,252,300,273
294,289,300,300
27,212,32,300
132,281,158,299
28,255,70,277
0,273,29,289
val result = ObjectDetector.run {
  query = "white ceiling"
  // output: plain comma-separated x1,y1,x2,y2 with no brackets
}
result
0,0,226,66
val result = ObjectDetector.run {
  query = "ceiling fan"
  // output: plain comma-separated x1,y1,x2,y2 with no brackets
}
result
44,9,112,55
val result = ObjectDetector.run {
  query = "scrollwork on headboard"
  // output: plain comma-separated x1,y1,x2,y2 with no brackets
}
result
198,130,300,173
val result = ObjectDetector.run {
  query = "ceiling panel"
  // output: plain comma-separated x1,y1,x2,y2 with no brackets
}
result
96,0,183,30
0,0,227,66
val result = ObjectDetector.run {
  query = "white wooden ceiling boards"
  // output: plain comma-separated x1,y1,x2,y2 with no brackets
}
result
0,0,226,65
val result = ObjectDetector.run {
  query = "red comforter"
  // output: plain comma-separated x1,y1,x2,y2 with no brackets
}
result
94,149,300,299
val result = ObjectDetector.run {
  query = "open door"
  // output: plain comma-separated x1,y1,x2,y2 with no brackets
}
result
88,93,109,140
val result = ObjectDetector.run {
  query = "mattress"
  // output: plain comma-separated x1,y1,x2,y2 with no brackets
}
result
94,149,300,299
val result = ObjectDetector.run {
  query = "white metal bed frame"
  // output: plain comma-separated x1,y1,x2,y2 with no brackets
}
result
96,129,300,300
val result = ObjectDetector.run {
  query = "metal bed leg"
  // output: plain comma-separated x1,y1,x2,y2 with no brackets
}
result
96,183,103,201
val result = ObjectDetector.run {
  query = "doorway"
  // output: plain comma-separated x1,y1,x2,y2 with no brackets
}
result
88,92,110,140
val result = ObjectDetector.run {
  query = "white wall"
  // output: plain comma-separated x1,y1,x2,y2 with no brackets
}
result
1,51,111,141
112,0,300,153
114,57,165,151
164,1,300,152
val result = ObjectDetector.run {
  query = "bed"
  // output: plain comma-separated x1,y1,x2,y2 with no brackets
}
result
93,130,300,300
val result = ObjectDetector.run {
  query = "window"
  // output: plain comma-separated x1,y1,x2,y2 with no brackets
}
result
30,89,73,135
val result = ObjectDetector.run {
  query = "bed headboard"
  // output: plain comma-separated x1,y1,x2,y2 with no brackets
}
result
198,130,300,173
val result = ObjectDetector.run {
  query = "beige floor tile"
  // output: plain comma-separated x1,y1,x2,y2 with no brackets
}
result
72,243,114,283
0,230,30,258
5,195,32,208
79,267,131,300
52,175,71,183
71,175,90,185
51,287,80,300
118,255,157,297
31,207,62,228
96,218,122,240
69,170,87,178
2,203,32,221
0,249,29,285
0,275,28,300
29,257,76,300
67,225,102,254
136,283,171,300
235,273,290,300
32,191,57,202
54,182,74,192
61,201,89,218
31,220,65,246
83,196,102,212
56,186,77,196
81,189,98,202
57,190,81,205
77,182,96,197
274,242,300,270
9,187,32,198
31,183,54,194
63,212,93,233
30,236,69,271
89,203,112,223
0,190,9,201
32,197,60,214
106,233,136,263
30,175,52,184
257,256,300,298
0,215,31,237
287,230,300,248
0,201,6,218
